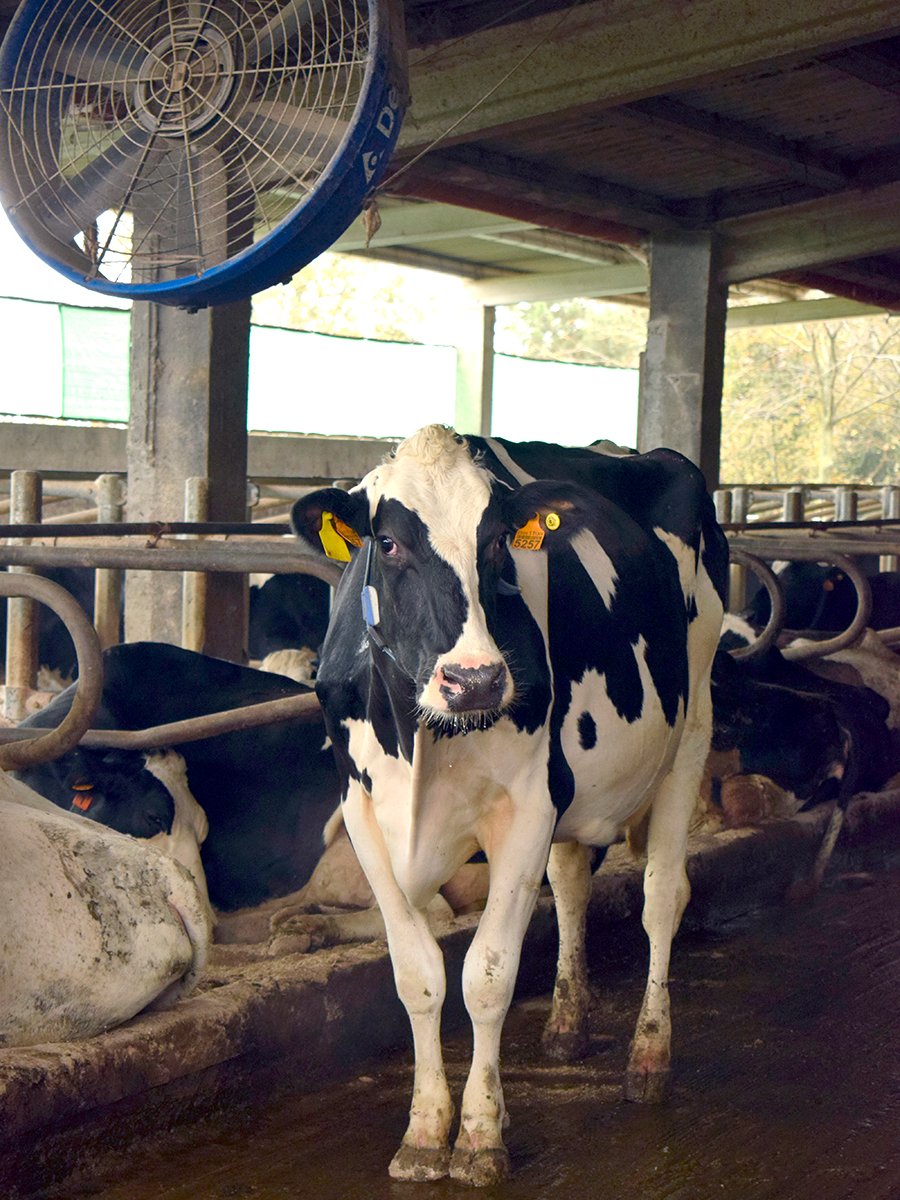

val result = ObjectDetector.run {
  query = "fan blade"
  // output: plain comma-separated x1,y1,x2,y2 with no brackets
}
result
46,26,146,88
232,100,347,182
42,127,161,242
247,0,329,65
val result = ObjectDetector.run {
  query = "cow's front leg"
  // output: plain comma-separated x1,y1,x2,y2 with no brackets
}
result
342,787,453,1181
542,840,593,1061
451,805,555,1187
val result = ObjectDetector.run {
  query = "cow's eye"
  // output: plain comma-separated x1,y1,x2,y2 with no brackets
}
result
378,535,398,557
495,533,509,553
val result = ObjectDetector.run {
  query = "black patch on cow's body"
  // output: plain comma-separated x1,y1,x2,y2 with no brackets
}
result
578,712,597,750
469,435,730,612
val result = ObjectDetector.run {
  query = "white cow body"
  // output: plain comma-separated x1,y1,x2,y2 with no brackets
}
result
0,770,211,1048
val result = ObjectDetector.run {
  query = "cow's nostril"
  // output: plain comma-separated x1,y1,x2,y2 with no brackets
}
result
439,662,507,710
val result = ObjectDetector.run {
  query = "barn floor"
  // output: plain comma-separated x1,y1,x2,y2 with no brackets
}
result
3,794,899,1200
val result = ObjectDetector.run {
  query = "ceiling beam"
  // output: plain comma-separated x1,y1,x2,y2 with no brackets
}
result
466,263,649,305
718,179,900,282
331,202,535,251
820,42,900,95
398,0,900,153
392,145,678,236
623,97,852,191
475,228,643,267
727,296,887,328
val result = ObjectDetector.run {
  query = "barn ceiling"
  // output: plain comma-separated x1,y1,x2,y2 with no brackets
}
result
367,0,900,314
0,0,898,313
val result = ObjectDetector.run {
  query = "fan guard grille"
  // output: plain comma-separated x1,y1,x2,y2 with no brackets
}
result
0,0,402,305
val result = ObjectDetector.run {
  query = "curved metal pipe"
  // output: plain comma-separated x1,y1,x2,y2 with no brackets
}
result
781,554,872,660
0,574,104,771
726,550,786,660
0,690,323,754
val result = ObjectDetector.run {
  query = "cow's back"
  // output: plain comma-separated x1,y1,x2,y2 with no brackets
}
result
0,773,211,1047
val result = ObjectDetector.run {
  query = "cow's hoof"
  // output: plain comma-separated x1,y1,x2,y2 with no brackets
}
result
623,1063,669,1103
389,1143,450,1181
541,1023,590,1062
267,931,315,956
449,1146,510,1187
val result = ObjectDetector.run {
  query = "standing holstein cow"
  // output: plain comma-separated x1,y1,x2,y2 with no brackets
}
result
291,425,728,1186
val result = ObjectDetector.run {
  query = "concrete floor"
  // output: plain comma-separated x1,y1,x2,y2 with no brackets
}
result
40,862,900,1200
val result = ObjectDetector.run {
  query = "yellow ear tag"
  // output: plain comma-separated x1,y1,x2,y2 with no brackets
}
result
544,512,561,531
512,515,545,552
319,512,352,562
333,515,363,548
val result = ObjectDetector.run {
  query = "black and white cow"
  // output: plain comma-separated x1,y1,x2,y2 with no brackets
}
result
290,425,728,1186
15,642,339,912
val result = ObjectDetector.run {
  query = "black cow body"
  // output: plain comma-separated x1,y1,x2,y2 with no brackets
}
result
744,561,900,632
248,572,331,660
711,646,898,815
15,642,339,910
291,426,728,1185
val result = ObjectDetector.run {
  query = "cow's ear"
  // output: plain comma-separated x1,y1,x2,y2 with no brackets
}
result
291,487,370,560
505,481,584,545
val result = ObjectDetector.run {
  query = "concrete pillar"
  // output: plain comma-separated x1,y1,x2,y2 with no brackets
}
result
126,299,250,661
455,304,495,436
638,232,726,490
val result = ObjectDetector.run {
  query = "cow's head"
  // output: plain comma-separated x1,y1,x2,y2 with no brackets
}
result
64,749,175,838
292,426,518,729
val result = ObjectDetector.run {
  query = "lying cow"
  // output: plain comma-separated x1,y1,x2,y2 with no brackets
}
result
743,560,900,632
291,425,728,1185
0,768,211,1047
15,642,339,912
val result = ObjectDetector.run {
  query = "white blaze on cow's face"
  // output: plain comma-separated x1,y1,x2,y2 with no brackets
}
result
361,426,515,725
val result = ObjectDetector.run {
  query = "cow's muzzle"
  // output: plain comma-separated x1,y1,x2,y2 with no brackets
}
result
436,661,509,713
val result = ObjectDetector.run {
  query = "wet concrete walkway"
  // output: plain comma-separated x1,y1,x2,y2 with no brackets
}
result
46,865,900,1200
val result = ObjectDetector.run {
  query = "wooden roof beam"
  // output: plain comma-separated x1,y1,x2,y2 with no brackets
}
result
466,262,649,306
718,179,900,282
331,202,537,251
819,40,900,95
393,146,680,233
398,0,900,153
623,97,853,191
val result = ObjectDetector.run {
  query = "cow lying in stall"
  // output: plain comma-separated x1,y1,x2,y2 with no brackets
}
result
14,641,487,949
290,425,728,1185
0,767,211,1048
15,642,340,913
741,560,900,633
706,616,900,881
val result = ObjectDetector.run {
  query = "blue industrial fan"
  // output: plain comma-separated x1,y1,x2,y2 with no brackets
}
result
0,0,405,307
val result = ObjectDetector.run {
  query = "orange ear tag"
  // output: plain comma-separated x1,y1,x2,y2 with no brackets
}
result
319,512,352,562
512,516,545,552
333,515,363,548
72,787,93,811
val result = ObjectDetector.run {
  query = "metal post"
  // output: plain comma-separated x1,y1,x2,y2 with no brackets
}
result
836,486,857,522
783,486,804,523
94,474,126,650
4,471,41,720
881,486,900,572
728,485,750,611
182,477,209,653
714,488,732,524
